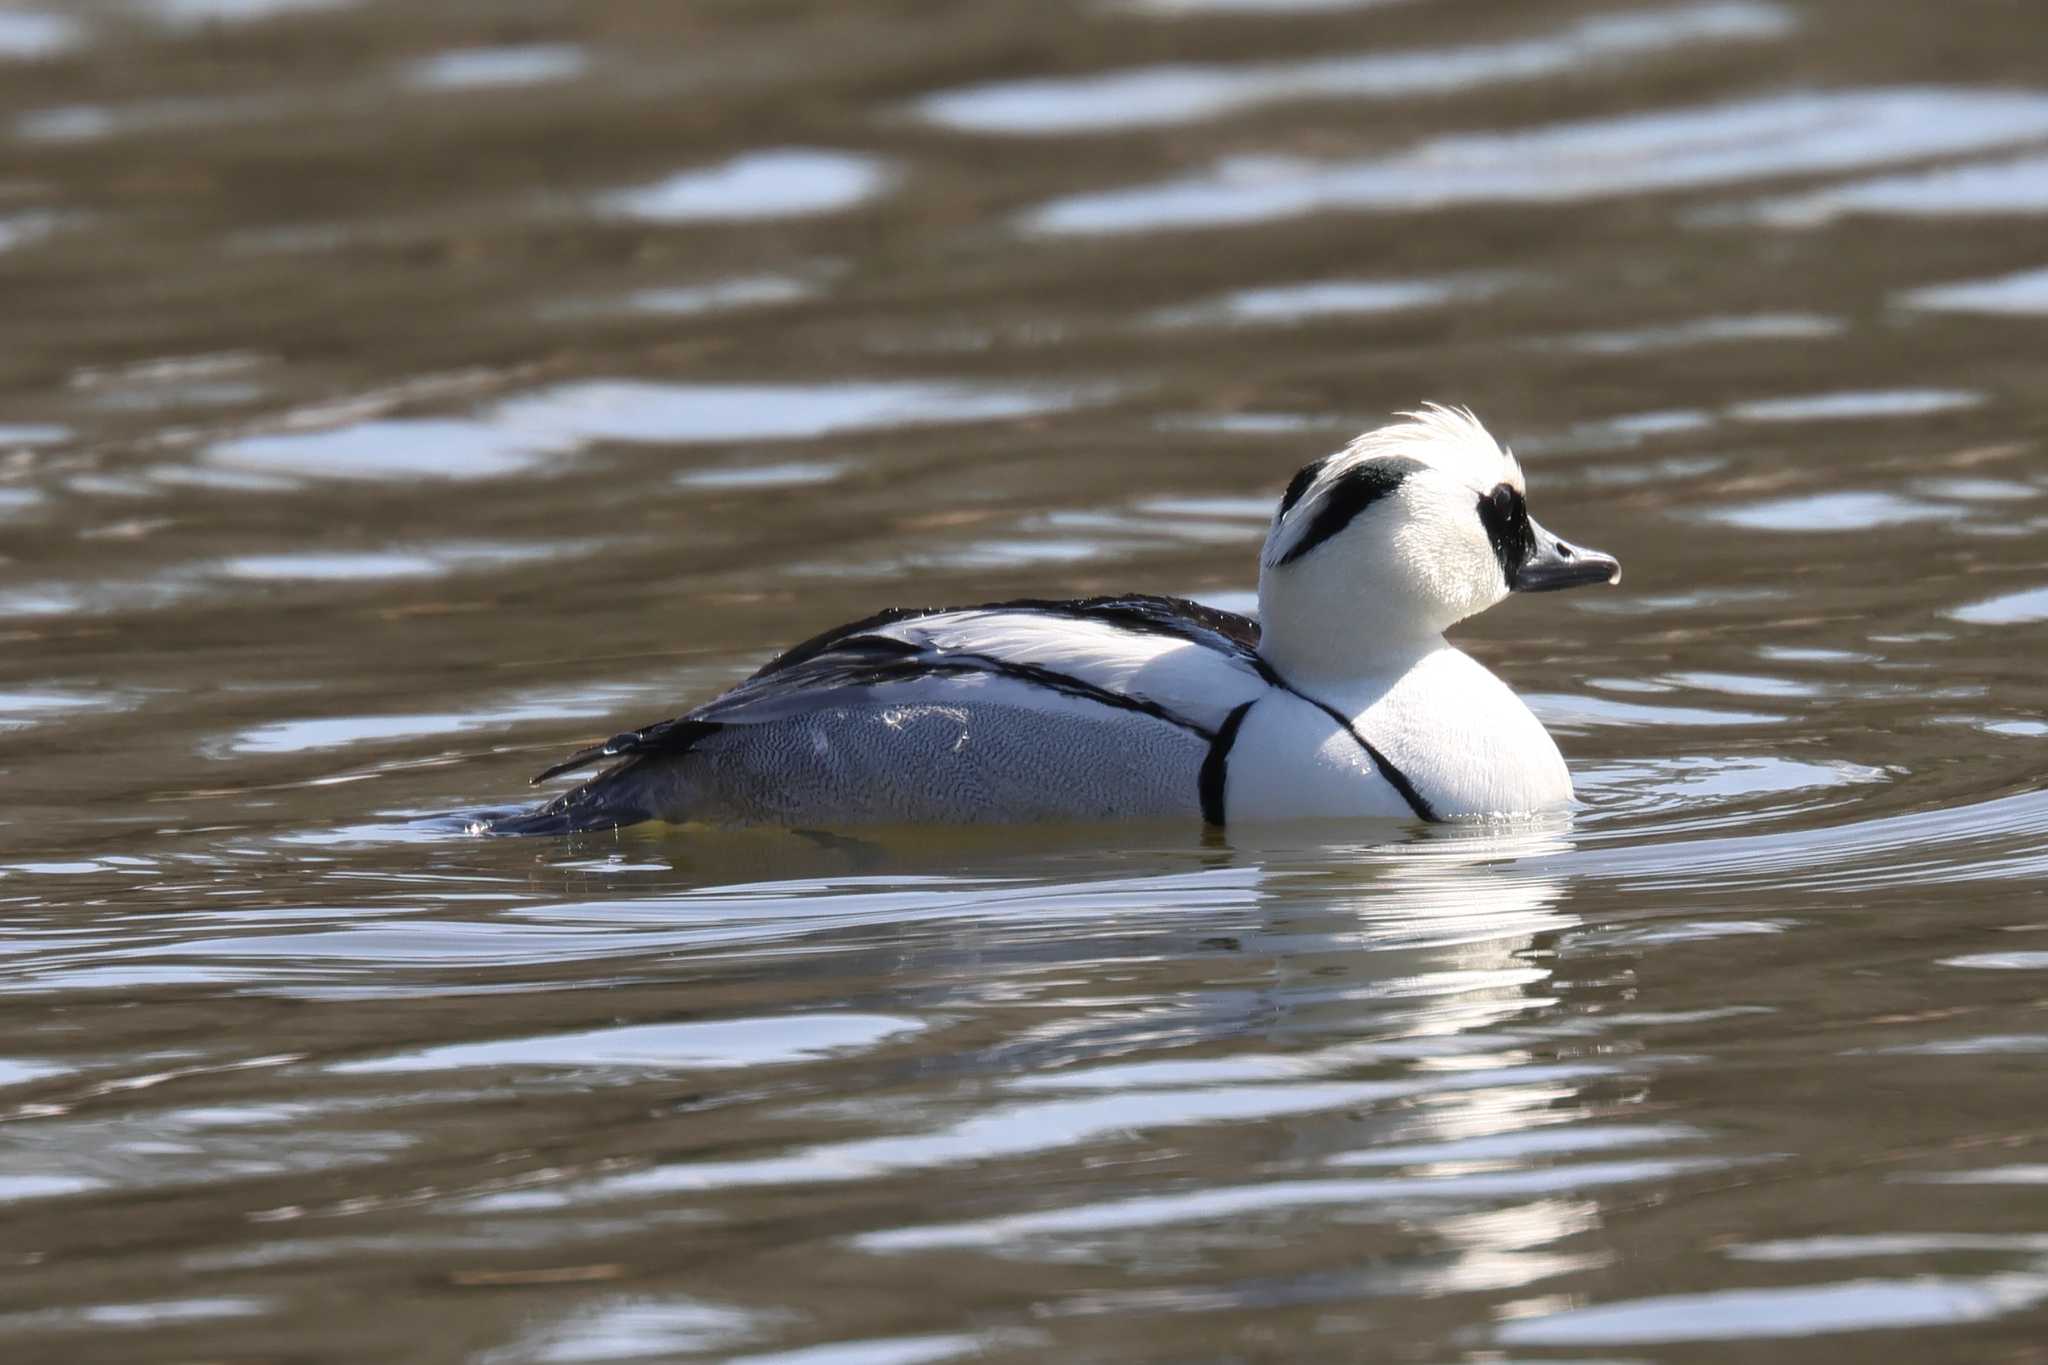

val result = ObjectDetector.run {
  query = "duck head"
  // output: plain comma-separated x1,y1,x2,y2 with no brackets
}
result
1256,405,1619,683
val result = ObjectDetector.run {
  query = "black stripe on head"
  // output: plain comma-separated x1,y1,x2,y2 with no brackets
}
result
1476,482,1535,587
1276,454,1332,520
1275,456,1424,567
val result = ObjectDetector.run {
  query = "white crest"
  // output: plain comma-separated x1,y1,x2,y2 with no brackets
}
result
1351,403,1522,492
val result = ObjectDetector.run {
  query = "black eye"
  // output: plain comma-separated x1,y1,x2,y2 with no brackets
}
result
1490,484,1515,517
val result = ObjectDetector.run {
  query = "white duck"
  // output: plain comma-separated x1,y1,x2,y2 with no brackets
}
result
487,405,1618,834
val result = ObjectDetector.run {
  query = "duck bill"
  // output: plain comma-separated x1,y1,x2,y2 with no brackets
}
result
1513,516,1621,593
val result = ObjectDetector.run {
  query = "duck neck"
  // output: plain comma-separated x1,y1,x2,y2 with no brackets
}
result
1254,587,1445,698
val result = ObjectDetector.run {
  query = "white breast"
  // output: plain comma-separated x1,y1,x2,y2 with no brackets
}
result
1357,647,1572,817
1225,646,1571,822
1222,691,1417,822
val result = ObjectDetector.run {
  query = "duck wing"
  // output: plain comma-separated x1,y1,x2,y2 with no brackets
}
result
529,594,1272,784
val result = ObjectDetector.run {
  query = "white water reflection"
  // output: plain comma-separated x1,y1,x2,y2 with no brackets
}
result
72,351,269,412
676,459,845,490
918,4,1788,134
1580,756,1887,823
0,423,68,447
1497,1274,2048,1344
1742,152,2048,226
1560,312,1841,353
626,276,815,315
0,689,114,732
0,1173,100,1202
331,1014,924,1075
445,829,1630,1319
1527,692,1786,728
13,92,292,143
138,0,351,25
405,44,587,91
0,1298,269,1333
1904,264,2048,316
0,10,78,59
1948,585,2048,626
1026,87,2048,233
1699,490,1966,532
213,542,566,581
1733,1234,2048,1260
0,212,61,254
1726,388,1980,422
1911,1165,2048,1184
474,1065,1622,1210
1149,273,1513,326
222,682,665,755
724,1334,995,1365
209,417,578,481
491,380,1095,446
860,1155,1731,1249
600,149,894,223
1914,477,2040,502
485,1297,759,1365
206,378,1086,483
1114,0,1418,12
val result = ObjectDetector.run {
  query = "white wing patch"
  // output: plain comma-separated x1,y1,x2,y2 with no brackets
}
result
853,608,1269,735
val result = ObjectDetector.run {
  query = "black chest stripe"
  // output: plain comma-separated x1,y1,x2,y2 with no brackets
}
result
1287,690,1439,823
1199,700,1257,826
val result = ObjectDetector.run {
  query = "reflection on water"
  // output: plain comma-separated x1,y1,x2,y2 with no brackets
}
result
599,150,896,224
492,380,1094,446
404,45,588,92
1904,263,2048,315
1498,1274,2048,1345
139,0,352,25
917,4,1789,134
1149,273,1515,326
1027,87,2048,233
0,10,75,60
209,417,578,482
7,0,2048,1359
1559,312,1842,353
1743,151,2048,226
1949,585,2048,626
624,276,817,316
1700,489,1967,532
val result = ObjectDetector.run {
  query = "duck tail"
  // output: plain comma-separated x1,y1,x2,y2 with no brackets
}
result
476,774,659,836
480,720,717,837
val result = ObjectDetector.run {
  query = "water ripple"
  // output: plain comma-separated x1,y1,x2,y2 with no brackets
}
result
1026,88,2048,232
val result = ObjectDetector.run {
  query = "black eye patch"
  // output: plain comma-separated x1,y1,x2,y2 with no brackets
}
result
1476,481,1534,585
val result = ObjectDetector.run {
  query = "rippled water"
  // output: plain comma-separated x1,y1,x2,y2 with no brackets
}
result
4,1,2048,1360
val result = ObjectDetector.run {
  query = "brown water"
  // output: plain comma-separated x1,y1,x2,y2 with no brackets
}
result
5,0,2048,1360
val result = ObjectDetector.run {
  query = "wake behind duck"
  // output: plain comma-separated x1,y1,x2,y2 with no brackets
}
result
484,405,1618,834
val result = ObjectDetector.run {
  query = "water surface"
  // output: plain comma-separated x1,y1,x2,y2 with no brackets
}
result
3,1,2047,1360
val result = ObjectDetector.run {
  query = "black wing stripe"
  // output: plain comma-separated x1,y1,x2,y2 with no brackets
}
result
952,654,1216,738
1199,700,1257,826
